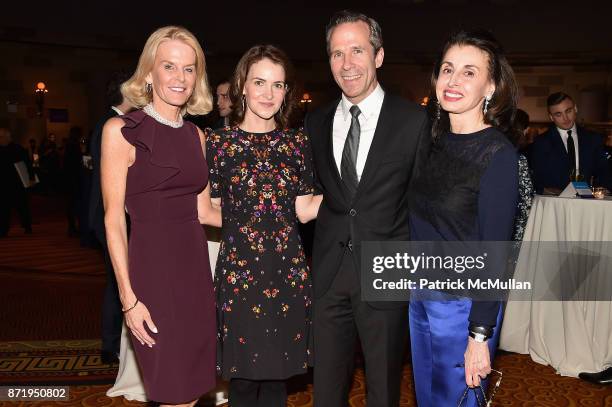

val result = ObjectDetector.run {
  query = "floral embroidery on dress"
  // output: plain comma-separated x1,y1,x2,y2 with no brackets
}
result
207,126,314,379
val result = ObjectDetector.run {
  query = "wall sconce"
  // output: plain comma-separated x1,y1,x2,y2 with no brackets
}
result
35,82,48,116
300,92,313,113
420,96,429,106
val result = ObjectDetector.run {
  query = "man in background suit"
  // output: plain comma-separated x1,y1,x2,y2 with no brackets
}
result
88,70,132,364
304,10,430,407
529,92,611,194
0,127,33,237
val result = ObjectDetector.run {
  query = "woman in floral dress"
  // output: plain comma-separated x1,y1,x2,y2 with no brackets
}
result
206,44,322,407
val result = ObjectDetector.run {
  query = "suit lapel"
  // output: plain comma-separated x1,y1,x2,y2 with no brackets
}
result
321,101,350,204
352,94,390,203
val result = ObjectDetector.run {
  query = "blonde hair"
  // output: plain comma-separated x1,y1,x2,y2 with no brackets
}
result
121,26,212,116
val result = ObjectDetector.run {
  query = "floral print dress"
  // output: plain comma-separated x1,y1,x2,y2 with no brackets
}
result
512,154,534,242
206,126,314,380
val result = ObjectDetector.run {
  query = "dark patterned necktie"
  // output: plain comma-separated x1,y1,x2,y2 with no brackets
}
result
341,105,361,197
566,130,576,170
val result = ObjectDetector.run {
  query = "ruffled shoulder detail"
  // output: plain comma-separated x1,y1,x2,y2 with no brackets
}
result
121,110,180,193
120,110,151,150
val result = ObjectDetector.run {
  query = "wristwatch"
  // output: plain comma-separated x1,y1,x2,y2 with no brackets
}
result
469,331,487,343
468,323,493,343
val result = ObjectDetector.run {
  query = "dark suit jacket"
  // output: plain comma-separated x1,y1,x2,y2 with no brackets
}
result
88,108,119,243
529,125,611,193
304,93,430,306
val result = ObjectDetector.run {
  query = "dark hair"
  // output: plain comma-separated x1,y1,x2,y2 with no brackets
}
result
325,10,383,55
215,78,231,89
514,109,530,133
106,69,132,107
229,44,296,130
68,126,83,142
547,92,573,109
427,29,519,144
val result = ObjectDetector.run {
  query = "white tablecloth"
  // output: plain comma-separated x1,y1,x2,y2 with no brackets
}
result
499,196,612,377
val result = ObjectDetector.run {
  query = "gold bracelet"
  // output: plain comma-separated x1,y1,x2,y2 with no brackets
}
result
122,298,139,313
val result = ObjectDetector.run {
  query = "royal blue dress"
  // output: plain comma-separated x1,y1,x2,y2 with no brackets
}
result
408,127,518,406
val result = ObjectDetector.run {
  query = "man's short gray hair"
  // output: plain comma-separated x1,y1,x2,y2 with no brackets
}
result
325,10,383,55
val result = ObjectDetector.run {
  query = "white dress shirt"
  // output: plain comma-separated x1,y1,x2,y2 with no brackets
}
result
332,84,385,181
558,124,579,171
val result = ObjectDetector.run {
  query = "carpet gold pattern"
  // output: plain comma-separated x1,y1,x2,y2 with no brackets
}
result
1,342,611,406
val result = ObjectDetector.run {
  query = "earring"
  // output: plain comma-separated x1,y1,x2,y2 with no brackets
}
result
145,83,152,93
483,95,491,114
241,95,246,112
436,100,441,120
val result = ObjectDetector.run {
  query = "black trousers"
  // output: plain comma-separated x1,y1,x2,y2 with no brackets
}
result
0,187,31,236
228,379,287,407
313,250,408,407
99,236,123,355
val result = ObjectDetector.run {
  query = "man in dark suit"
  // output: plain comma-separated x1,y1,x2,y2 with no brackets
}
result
304,10,430,407
88,71,132,364
529,92,611,194
0,127,33,237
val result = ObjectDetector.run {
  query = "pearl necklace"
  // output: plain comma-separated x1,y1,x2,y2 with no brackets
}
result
143,104,183,128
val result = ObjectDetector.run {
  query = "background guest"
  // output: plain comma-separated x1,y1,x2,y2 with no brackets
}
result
513,109,534,241
605,131,612,175
515,108,534,157
89,69,133,364
39,133,61,195
0,127,33,236
27,138,39,170
529,92,611,194
62,126,84,237
212,79,232,129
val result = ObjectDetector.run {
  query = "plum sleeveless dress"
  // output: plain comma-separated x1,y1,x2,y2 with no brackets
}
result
120,110,215,404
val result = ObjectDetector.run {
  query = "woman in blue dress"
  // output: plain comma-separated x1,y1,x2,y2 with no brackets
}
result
408,30,520,406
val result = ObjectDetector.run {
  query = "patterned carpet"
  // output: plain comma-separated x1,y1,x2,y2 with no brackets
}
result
0,340,118,385
0,197,611,406
0,221,105,342
1,341,611,406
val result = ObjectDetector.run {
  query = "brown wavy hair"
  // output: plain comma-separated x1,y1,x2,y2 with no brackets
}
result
229,44,296,130
427,29,520,144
